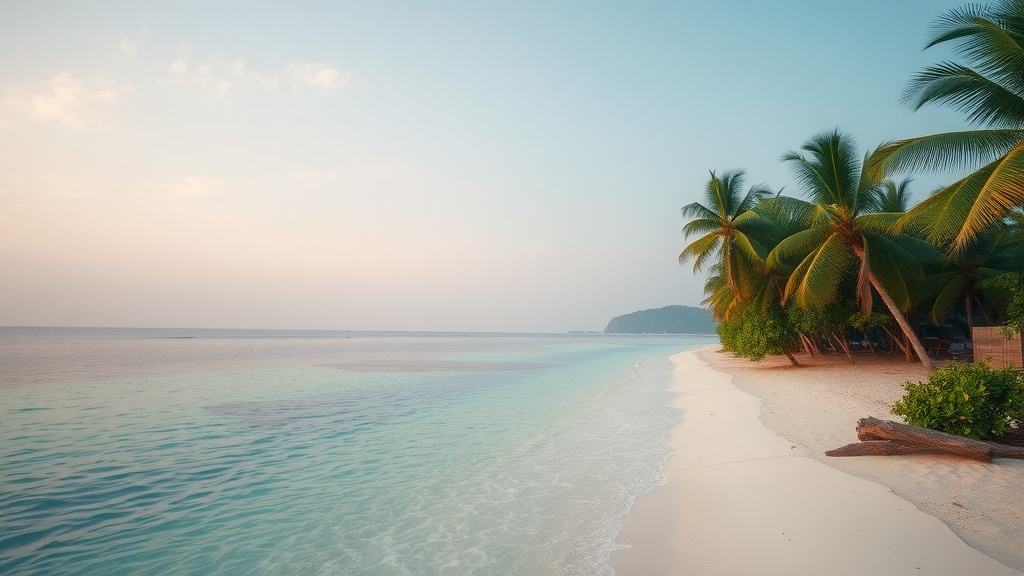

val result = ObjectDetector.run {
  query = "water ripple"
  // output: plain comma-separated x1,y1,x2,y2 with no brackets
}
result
0,330,716,575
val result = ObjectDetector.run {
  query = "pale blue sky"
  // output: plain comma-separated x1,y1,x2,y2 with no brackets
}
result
0,1,972,332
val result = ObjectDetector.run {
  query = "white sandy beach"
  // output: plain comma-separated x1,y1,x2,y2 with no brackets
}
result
612,347,1024,576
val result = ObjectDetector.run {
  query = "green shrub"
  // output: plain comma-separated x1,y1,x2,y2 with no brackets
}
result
979,271,1024,337
716,307,798,361
891,361,1024,440
1005,376,1024,426
716,316,742,353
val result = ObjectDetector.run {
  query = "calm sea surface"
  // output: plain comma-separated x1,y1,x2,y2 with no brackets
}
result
0,328,715,575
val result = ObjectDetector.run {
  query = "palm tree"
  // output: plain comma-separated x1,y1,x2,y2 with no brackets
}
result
867,0,1024,253
922,223,1024,330
767,129,942,369
678,170,773,319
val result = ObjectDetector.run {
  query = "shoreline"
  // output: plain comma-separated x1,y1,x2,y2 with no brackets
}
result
611,347,1024,575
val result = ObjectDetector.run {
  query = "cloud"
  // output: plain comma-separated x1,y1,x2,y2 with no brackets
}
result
175,175,228,196
115,29,147,59
230,60,280,90
185,62,224,93
287,62,351,93
169,58,348,96
169,59,188,79
3,72,131,129
166,53,350,97
119,36,137,56
0,118,9,130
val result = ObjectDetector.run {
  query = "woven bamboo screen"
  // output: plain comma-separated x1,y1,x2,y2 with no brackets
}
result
972,327,1024,369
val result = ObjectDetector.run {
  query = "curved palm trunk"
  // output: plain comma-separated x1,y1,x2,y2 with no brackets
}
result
868,271,936,371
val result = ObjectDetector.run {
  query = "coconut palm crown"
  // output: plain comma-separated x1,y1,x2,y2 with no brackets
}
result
678,170,773,318
767,129,943,369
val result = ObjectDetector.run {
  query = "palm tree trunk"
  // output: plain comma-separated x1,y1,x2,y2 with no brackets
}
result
798,333,814,357
974,293,993,325
863,331,876,354
831,330,855,364
881,325,908,357
868,272,936,370
965,293,974,332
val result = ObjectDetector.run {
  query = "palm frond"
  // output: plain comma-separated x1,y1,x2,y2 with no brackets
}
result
864,129,1024,179
736,182,774,217
958,139,1024,250
854,147,887,215
730,247,767,302
861,177,914,214
986,241,1024,270
856,212,903,234
918,2,1024,115
924,3,995,49
709,169,743,217
680,202,721,224
681,217,721,239
929,273,970,324
783,129,861,209
863,233,928,311
757,195,832,229
731,232,767,275
903,62,1024,127
785,234,854,309
766,225,833,273
733,210,789,257
899,140,1024,252
748,274,785,314
678,232,720,271
885,234,946,268
701,277,733,321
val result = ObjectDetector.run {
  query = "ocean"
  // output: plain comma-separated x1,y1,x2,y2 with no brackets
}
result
0,328,716,575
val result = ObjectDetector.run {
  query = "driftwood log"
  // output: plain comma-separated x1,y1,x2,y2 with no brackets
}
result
825,417,1024,462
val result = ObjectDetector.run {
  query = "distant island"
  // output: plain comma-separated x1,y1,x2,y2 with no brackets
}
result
604,305,716,335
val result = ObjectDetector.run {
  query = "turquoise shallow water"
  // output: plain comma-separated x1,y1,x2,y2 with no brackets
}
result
0,328,716,575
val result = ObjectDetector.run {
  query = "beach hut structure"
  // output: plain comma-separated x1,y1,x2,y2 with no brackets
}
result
971,327,1024,369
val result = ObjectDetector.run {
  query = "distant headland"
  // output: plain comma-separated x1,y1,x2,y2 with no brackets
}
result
603,305,716,335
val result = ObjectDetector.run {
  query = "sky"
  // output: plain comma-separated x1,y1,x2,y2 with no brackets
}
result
0,0,976,333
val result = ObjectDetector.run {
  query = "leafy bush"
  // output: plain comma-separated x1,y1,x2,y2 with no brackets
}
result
1005,272,1024,337
848,311,892,330
788,303,853,336
716,307,798,361
716,314,742,353
979,271,1024,337
891,361,1024,440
